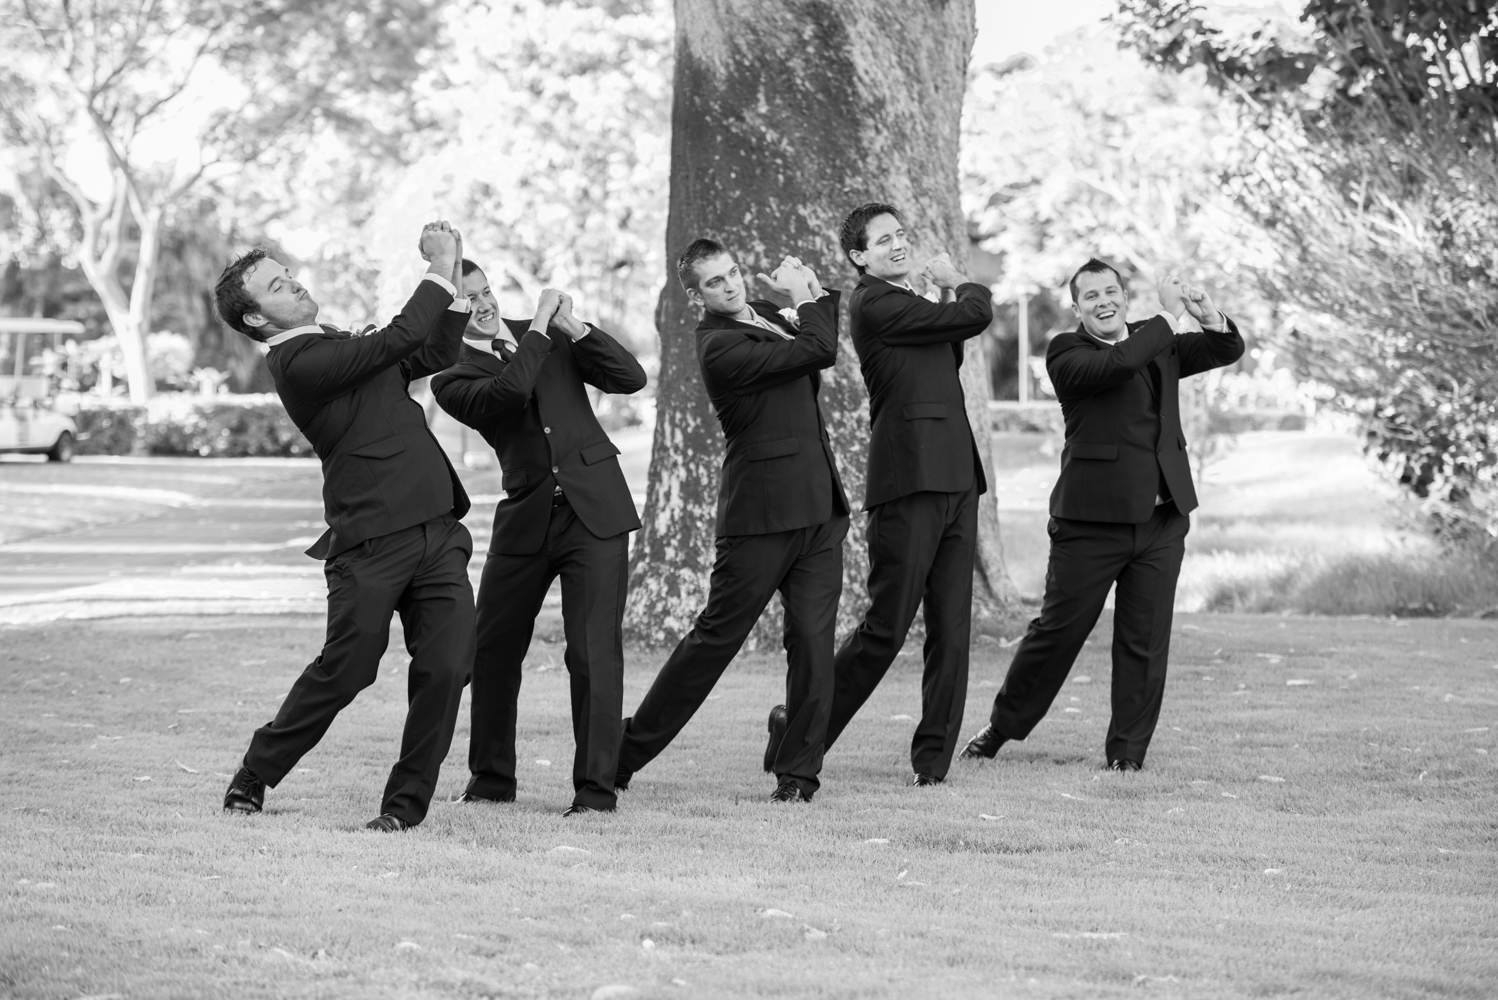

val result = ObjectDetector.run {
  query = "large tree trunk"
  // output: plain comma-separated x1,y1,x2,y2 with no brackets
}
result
626,0,1016,649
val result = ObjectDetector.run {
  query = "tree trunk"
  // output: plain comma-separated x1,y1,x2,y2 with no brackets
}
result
626,0,1017,649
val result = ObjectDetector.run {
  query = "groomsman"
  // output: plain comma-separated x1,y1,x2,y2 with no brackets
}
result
432,259,646,816
822,202,993,787
960,260,1244,770
214,222,475,831
616,240,848,802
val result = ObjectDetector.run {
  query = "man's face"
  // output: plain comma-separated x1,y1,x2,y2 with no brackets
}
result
849,213,911,282
687,252,748,317
462,268,500,338
242,257,318,334
1072,269,1128,341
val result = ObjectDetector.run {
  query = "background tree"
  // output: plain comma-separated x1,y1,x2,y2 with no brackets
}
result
625,0,1018,648
0,0,447,402
357,0,671,359
1113,0,1498,553
961,25,1274,467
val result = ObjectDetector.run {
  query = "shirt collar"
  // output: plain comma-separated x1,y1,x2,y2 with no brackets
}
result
463,335,519,356
262,324,323,349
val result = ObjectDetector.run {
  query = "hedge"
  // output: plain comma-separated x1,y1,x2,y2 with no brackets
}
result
73,395,311,458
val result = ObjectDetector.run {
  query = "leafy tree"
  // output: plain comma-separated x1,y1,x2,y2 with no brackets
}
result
355,0,671,357
1114,0,1498,551
626,0,1017,648
0,0,447,402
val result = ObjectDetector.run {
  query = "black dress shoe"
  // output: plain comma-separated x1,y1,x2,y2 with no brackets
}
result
223,766,265,814
613,765,632,792
959,724,1008,761
763,704,788,773
1107,759,1142,772
458,789,514,803
909,773,944,787
365,814,410,832
769,778,808,803
563,803,616,817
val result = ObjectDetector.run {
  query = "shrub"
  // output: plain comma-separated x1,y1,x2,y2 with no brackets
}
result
72,394,311,458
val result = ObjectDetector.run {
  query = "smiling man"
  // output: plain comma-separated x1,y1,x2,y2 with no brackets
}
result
431,260,646,817
959,257,1244,772
818,202,993,788
615,239,848,803
212,222,475,832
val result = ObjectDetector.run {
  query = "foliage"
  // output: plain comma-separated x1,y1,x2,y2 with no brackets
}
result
72,394,309,457
1113,0,1498,556
352,0,671,353
0,0,449,402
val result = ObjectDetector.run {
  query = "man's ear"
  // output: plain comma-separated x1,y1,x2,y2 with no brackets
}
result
244,312,268,330
847,248,867,270
685,287,704,308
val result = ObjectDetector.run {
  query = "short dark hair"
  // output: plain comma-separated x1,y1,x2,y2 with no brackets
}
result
1068,258,1125,303
676,238,728,291
215,247,271,340
461,258,483,278
839,202,901,273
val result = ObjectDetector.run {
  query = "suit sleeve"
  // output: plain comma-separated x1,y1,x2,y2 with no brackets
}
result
1176,316,1245,378
403,303,470,381
432,331,553,427
569,324,648,395
273,281,453,402
1046,316,1178,399
870,282,992,346
699,294,839,396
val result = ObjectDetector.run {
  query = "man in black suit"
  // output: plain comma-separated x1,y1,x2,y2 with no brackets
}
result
616,240,848,803
960,258,1244,770
821,203,993,787
431,260,646,817
214,222,475,831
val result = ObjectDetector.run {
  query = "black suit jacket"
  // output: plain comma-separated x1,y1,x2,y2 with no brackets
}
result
697,295,850,537
266,278,470,560
431,320,646,555
1046,314,1245,523
849,274,993,509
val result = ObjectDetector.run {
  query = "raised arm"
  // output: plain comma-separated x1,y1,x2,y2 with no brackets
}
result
553,292,647,395
866,280,991,347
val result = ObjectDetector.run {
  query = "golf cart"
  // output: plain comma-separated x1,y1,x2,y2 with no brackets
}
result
0,317,83,462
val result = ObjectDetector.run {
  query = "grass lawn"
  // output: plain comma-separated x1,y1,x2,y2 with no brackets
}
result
2,613,1495,998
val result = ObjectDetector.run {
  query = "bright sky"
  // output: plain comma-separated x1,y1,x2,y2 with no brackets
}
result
973,1,1303,64
972,0,1115,63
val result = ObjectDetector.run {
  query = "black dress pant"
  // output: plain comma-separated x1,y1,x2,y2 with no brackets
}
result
243,514,475,826
465,499,629,811
987,503,1189,765
618,516,847,797
825,487,978,780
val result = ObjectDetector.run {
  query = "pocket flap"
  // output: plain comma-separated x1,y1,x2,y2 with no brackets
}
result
348,437,404,459
902,402,948,420
744,437,800,461
1070,442,1117,461
501,470,531,491
579,440,621,466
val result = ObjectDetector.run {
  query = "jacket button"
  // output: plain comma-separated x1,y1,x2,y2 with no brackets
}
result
543,426,551,434
551,466,559,473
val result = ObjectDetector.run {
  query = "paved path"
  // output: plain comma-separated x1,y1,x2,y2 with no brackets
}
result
0,455,516,627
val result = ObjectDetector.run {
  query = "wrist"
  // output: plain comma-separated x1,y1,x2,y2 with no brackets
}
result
428,255,457,274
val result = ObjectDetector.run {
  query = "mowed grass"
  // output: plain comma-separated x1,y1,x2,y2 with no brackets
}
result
2,613,1495,999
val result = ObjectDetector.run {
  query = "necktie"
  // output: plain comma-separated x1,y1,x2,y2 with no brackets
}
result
495,340,516,361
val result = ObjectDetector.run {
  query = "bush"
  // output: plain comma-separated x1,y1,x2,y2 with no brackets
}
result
72,400,146,455
71,394,312,458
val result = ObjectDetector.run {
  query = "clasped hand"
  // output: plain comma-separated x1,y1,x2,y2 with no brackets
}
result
756,255,822,302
